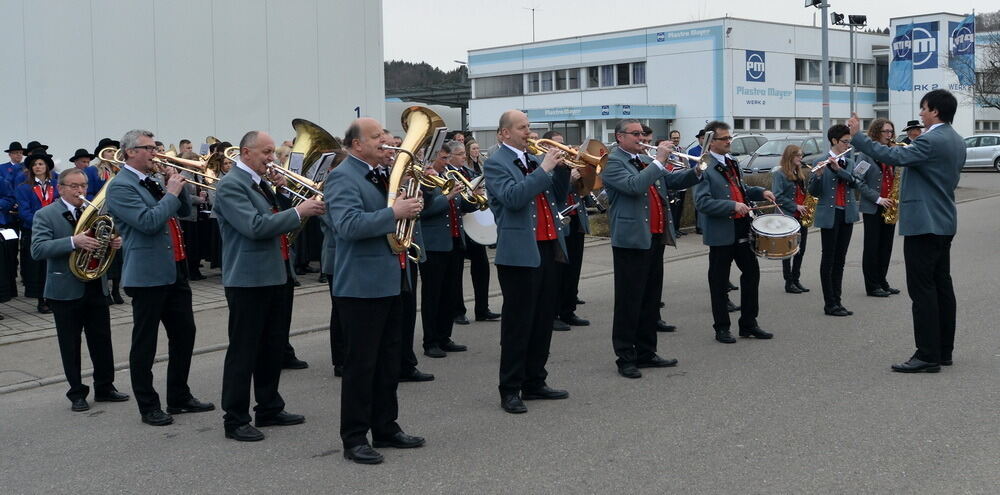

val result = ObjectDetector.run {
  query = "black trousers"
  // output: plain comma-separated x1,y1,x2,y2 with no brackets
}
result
124,264,195,414
671,190,686,234
782,219,809,282
327,279,344,367
49,281,115,401
336,295,403,449
496,240,561,395
457,233,492,318
819,210,854,308
558,216,585,319
400,262,419,373
221,276,294,428
420,248,463,349
180,219,201,275
612,235,665,365
862,210,896,293
708,219,759,331
904,234,956,363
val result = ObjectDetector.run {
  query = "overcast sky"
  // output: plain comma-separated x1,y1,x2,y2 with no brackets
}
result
383,0,992,70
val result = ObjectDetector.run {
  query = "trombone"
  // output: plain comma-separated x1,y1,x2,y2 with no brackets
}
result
443,169,488,210
151,156,217,191
222,146,322,202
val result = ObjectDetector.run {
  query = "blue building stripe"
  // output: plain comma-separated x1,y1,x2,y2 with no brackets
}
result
795,89,877,104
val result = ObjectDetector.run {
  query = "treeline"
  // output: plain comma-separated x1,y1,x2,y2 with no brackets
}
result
384,60,468,91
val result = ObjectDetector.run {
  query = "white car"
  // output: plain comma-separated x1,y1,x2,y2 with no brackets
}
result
963,134,1000,172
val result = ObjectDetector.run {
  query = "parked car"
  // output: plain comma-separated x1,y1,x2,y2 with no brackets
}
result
686,133,766,165
742,135,825,174
963,134,1000,172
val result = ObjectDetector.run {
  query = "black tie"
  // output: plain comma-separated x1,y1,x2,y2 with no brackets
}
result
140,178,164,200
74,206,83,222
630,156,645,170
258,179,278,208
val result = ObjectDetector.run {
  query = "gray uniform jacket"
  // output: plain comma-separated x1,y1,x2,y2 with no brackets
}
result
30,201,110,300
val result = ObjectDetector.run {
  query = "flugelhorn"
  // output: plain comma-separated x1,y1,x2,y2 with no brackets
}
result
639,143,711,171
443,170,488,211
526,138,607,195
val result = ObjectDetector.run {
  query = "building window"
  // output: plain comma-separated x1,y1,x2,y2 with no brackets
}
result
861,119,871,131
473,74,524,98
540,71,553,92
976,120,1000,131
568,68,580,89
810,119,820,131
556,69,567,91
764,119,776,130
796,58,821,83
749,119,760,130
795,119,807,131
528,72,540,93
734,118,746,130
829,61,848,84
780,119,791,131
587,66,599,88
632,62,646,85
616,63,631,85
600,65,614,87
854,63,875,86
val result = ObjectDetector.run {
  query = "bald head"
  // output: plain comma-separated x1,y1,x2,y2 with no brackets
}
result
239,130,276,173
344,117,387,165
497,110,531,150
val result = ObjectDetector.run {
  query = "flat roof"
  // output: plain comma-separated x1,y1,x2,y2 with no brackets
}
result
469,15,888,54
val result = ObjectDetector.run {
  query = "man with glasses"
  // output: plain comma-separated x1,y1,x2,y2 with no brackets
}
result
604,119,702,378
694,121,776,344
808,124,864,317
106,129,214,426
31,168,128,412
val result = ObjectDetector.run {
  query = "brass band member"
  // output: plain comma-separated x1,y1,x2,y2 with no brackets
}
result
770,145,811,294
15,153,57,314
215,131,325,441
604,119,701,378
455,139,500,323
484,110,571,414
30,168,128,411
106,129,214,426
694,121,776,343
808,124,864,317
327,117,425,464
847,89,964,373
855,119,901,298
546,131,590,331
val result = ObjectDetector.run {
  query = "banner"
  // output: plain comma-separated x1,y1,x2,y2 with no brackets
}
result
889,24,913,91
948,15,976,86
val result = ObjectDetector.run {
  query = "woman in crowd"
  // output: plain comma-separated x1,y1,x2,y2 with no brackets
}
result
771,145,811,294
15,153,59,313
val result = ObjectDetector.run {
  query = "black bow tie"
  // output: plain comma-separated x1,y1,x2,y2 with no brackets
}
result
140,177,164,200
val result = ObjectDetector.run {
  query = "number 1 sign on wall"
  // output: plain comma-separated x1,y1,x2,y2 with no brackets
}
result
354,106,360,118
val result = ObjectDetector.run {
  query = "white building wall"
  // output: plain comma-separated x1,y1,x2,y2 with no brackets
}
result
0,0,384,167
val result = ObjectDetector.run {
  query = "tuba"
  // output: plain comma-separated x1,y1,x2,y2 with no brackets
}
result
385,106,447,255
69,181,119,281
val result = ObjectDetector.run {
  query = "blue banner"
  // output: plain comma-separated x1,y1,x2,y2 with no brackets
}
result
911,22,939,70
948,15,976,86
889,24,913,91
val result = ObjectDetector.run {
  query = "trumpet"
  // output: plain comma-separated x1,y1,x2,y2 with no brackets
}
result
381,145,456,195
810,147,854,173
525,138,607,195
443,169,488,211
639,143,710,171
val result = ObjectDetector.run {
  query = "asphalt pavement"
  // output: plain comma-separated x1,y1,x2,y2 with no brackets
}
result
2,172,999,494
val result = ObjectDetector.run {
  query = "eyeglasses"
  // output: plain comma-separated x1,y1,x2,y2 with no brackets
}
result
713,136,734,142
620,131,645,137
61,182,88,189
880,129,895,134
838,139,851,144
131,145,157,151
794,153,804,157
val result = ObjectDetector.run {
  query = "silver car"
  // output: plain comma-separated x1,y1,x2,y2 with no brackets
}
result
742,135,825,174
963,134,1000,172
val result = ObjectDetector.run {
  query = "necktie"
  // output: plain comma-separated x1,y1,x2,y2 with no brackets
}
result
523,156,537,172
74,206,83,222
258,179,277,208
514,158,529,175
141,178,165,200
630,157,645,170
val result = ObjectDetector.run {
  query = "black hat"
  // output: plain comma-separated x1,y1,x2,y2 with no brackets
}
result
26,140,49,153
94,137,120,156
69,148,96,163
25,152,55,171
4,141,26,153
902,120,923,132
695,129,707,138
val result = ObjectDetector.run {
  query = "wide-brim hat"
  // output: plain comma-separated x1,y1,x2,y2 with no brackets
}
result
902,120,923,132
695,129,707,139
26,140,49,153
25,152,55,170
94,137,120,156
4,141,25,153
69,148,96,163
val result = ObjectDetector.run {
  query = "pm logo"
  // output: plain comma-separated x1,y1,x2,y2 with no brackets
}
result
892,32,911,61
950,24,974,55
911,22,938,69
745,50,765,82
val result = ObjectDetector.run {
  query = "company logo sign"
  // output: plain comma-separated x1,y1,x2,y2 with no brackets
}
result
911,22,938,69
950,24,974,55
892,32,911,61
745,50,765,82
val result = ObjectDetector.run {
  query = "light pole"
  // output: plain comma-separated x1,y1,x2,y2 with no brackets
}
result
832,13,868,114
806,1,830,140
454,60,469,131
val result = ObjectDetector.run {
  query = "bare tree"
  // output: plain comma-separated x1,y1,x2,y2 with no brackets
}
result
950,30,1000,111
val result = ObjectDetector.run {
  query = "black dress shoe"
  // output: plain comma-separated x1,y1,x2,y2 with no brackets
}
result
293,279,301,287
726,300,740,312
94,390,130,402
424,345,446,358
715,330,736,344
283,357,309,370
867,288,891,298
560,313,590,326
333,365,344,377
166,397,215,414
552,319,571,332
659,301,665,308
576,298,586,305
225,424,265,442
727,282,739,291
521,385,569,400
637,355,679,368
739,326,773,339
317,274,328,284
884,286,901,295
891,357,941,373
441,340,467,352
71,398,90,412
785,282,803,294
794,281,810,293
344,445,383,464
373,432,425,449
617,364,642,379
189,273,207,281
294,266,307,276
398,369,435,382
837,305,854,316
656,320,676,332
940,359,953,366
256,410,305,427
475,311,501,321
453,314,470,325
141,409,174,426
37,302,51,314
501,394,527,414
112,292,125,304
824,305,850,317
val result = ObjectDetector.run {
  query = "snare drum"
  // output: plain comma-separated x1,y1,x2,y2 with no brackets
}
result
750,214,800,260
